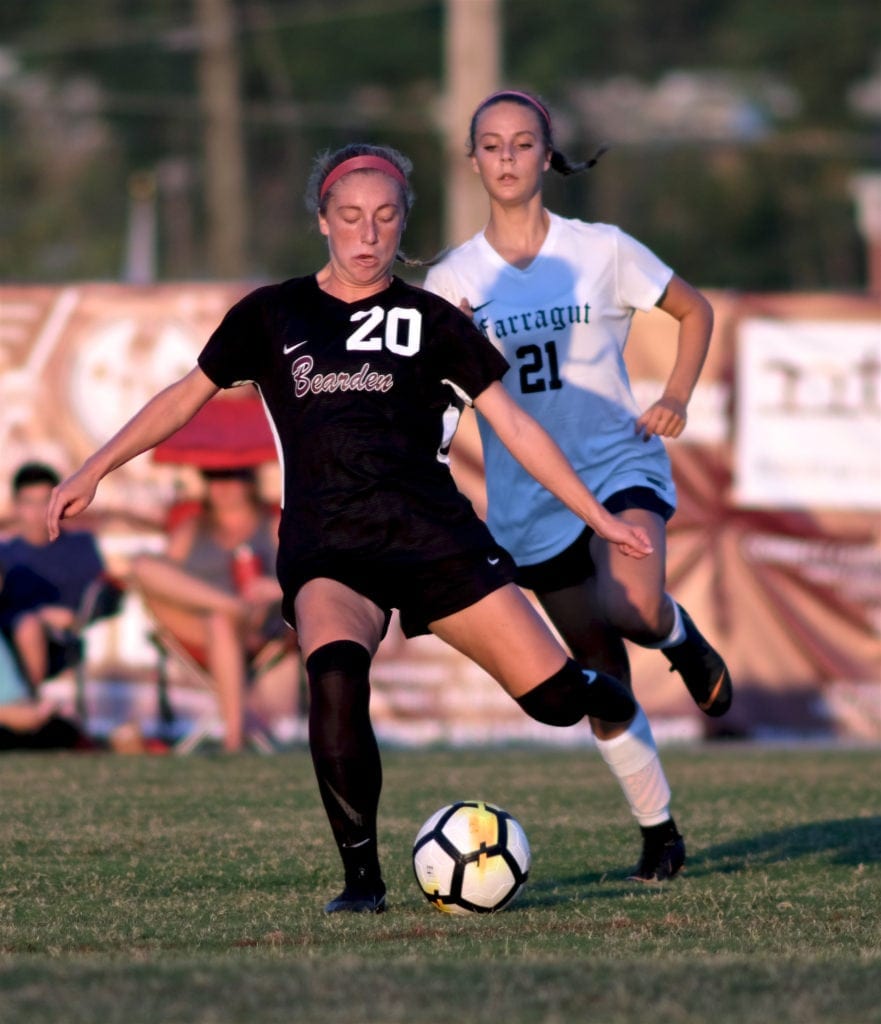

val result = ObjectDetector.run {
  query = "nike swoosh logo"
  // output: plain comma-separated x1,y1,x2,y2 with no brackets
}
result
283,341,308,354
324,780,363,827
698,672,726,712
471,300,494,314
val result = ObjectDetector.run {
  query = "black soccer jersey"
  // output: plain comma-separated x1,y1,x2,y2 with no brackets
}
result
198,275,510,574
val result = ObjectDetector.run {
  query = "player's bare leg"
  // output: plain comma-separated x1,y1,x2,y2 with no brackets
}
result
589,508,731,716
430,584,636,726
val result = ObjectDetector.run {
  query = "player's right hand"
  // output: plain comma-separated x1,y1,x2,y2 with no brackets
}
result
47,470,98,541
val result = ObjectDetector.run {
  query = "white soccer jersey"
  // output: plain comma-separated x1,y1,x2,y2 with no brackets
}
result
424,214,677,566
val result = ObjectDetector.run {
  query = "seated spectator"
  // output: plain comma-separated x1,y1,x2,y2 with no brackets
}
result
130,466,290,753
0,462,107,691
0,630,86,751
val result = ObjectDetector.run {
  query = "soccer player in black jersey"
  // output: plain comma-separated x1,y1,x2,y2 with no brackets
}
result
49,143,656,914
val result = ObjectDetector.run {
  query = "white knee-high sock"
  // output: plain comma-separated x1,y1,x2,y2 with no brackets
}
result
594,706,672,827
637,594,686,650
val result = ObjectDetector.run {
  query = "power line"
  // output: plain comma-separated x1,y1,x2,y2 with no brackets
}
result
5,0,439,57
0,87,438,132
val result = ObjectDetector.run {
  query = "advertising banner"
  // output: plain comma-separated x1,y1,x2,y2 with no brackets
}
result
1,285,879,742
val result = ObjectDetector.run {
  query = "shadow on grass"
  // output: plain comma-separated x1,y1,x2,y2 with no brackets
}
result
519,816,881,908
685,815,881,875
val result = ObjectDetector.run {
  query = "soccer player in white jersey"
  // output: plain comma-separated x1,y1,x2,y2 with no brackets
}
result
425,90,733,882
48,142,659,914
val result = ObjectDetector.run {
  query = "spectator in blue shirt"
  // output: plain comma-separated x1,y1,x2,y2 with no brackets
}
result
0,462,106,689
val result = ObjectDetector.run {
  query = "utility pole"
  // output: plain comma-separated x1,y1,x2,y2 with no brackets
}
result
123,171,157,283
442,0,501,247
195,0,248,278
851,174,881,295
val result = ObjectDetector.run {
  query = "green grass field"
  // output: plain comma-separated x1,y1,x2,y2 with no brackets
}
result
0,743,878,1024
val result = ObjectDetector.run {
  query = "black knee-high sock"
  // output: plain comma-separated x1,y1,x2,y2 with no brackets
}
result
306,640,383,888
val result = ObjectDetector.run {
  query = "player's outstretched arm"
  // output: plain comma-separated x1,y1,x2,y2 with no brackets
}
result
474,382,653,559
48,367,219,540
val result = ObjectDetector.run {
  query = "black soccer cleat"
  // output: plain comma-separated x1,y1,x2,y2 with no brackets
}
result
324,882,387,914
627,820,686,883
663,604,733,718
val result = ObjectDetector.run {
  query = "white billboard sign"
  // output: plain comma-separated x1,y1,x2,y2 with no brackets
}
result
735,318,881,510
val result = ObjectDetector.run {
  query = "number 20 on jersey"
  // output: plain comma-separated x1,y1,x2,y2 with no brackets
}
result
346,305,422,356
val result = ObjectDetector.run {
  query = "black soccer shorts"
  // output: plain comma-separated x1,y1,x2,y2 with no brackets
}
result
515,485,674,594
283,544,517,638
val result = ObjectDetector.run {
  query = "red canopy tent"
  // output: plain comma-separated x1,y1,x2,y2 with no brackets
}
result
152,393,276,469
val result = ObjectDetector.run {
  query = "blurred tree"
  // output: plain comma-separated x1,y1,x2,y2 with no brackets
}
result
195,0,248,277
0,0,878,289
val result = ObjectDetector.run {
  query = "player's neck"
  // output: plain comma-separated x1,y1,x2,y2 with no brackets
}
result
483,202,550,270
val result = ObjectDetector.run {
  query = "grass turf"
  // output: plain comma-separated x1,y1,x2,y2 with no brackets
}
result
0,744,878,1023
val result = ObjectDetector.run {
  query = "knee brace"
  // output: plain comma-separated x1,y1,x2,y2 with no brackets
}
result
516,658,636,727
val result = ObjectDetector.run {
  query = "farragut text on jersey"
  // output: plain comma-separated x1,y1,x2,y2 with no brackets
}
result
476,302,592,340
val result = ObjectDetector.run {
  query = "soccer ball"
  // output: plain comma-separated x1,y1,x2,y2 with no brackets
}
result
412,800,531,915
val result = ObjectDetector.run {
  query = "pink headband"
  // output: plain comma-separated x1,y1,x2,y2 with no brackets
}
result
319,155,408,201
474,90,552,129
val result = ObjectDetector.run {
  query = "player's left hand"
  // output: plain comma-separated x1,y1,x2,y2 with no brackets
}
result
594,515,654,559
635,396,688,441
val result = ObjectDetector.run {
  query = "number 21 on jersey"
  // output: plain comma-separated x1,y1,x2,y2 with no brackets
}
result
516,340,563,393
346,305,422,356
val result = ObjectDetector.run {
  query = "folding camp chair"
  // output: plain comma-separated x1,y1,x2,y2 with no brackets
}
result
146,618,296,754
134,493,300,754
142,391,299,754
66,573,127,724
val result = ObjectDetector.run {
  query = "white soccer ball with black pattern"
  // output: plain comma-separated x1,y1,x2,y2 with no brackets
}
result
412,800,531,915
